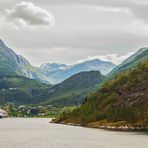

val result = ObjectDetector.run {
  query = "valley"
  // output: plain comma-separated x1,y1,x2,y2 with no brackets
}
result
0,38,148,130
1,1,148,147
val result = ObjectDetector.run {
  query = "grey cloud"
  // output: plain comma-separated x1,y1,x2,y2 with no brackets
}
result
1,0,148,23
4,1,55,27
30,0,148,23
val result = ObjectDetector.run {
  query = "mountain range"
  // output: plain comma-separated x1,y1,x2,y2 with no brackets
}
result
40,59,115,84
0,39,115,84
0,38,148,107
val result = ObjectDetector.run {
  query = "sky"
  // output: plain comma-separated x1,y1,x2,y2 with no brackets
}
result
0,0,148,66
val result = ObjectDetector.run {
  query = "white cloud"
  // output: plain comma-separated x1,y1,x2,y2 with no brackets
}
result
3,1,55,29
77,51,135,65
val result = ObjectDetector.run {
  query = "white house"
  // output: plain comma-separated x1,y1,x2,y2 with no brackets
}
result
0,108,8,118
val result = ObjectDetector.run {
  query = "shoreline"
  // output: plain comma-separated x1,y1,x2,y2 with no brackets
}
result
51,121,148,132
2,117,148,132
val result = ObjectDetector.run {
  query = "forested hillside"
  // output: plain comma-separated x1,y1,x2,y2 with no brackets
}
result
0,75,49,104
54,61,148,129
0,71,104,106
38,71,105,106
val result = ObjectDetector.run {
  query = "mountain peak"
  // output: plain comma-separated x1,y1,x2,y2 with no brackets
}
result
40,63,67,69
79,58,116,66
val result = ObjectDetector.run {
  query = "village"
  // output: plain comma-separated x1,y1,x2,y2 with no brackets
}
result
0,103,58,118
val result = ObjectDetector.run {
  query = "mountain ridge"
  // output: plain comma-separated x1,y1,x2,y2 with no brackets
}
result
40,59,115,84
108,47,148,78
0,70,105,106
0,39,115,84
0,39,50,83
37,70,105,106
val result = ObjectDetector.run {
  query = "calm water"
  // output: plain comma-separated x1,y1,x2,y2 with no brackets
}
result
0,118,147,148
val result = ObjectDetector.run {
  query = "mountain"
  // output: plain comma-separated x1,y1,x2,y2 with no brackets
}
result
1,38,147,85
0,39,21,75
0,70,104,106
0,39,50,83
54,61,148,129
40,59,115,84
0,75,49,104
108,48,148,78
39,63,68,84
0,39,115,84
36,71,105,106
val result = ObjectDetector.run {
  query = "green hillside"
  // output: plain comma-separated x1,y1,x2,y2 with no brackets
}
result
54,61,148,129
39,71,105,107
0,71,104,107
0,75,49,104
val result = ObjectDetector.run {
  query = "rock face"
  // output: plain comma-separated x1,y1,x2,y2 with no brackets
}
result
40,59,115,84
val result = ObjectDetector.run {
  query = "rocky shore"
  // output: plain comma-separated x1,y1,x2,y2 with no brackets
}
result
52,120,148,132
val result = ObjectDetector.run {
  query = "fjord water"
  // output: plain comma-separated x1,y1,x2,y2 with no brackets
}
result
0,118,147,148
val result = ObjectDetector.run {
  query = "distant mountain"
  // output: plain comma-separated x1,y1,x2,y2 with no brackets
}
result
0,39,115,84
40,59,115,84
54,61,148,129
1,38,147,86
37,71,105,106
108,48,148,78
0,39,50,83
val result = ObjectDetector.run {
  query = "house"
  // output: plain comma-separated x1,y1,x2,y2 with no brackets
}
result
0,108,8,118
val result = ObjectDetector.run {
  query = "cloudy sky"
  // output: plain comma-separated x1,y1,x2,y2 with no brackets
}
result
0,0,148,66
